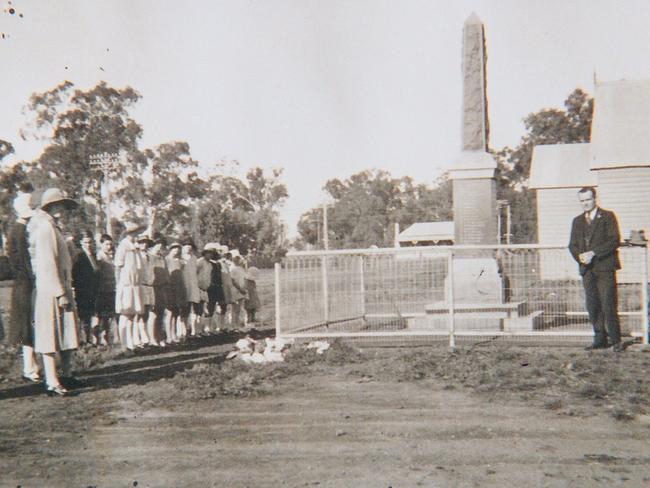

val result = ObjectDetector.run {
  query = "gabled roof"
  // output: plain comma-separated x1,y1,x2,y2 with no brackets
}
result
591,79,650,169
398,222,454,242
529,143,596,189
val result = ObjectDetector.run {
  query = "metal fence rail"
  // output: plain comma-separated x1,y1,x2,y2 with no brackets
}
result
275,244,649,346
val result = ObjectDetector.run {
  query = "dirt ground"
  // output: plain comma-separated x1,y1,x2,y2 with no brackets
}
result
1,332,650,488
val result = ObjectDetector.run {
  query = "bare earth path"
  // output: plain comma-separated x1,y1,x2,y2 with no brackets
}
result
1,338,650,488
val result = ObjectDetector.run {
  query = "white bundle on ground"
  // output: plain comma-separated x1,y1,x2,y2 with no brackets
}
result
228,336,294,363
235,337,256,353
306,340,330,354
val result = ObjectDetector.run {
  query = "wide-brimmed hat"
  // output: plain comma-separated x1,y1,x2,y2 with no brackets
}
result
123,222,147,236
13,193,33,219
168,241,181,250
203,242,220,252
40,187,78,211
230,249,241,258
137,233,154,246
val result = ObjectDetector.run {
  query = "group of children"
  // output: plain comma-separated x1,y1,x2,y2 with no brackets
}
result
72,223,262,352
7,186,265,395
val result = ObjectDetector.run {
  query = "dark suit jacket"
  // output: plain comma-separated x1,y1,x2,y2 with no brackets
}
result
569,207,621,276
72,251,99,311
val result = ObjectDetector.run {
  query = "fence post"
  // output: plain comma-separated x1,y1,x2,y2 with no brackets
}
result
447,250,456,351
321,255,329,326
275,262,281,338
642,246,649,345
359,255,366,324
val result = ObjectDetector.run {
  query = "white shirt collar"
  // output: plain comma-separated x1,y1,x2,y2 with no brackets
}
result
586,207,598,221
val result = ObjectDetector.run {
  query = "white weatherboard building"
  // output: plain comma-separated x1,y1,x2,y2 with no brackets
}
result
529,79,650,282
396,221,454,247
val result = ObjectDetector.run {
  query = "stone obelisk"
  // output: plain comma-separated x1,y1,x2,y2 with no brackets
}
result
450,12,497,245
448,12,502,303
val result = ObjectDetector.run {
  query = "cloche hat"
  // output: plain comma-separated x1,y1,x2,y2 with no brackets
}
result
40,187,78,210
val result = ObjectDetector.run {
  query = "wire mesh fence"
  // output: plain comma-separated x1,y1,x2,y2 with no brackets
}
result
275,244,649,346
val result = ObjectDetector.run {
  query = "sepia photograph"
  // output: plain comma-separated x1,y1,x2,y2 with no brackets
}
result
1,1,650,486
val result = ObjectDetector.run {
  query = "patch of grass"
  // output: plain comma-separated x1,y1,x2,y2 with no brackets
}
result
72,344,118,371
338,344,650,420
544,398,564,410
322,340,365,365
166,341,365,401
610,406,636,422
578,383,608,400
0,343,19,380
170,361,275,400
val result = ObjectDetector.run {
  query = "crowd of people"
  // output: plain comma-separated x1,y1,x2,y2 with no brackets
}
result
5,187,261,397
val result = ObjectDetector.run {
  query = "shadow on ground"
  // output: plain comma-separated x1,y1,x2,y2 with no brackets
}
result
0,327,274,401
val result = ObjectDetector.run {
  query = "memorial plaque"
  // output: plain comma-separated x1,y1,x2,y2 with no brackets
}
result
453,178,497,245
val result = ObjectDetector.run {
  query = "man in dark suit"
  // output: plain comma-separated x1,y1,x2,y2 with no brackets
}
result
569,187,623,351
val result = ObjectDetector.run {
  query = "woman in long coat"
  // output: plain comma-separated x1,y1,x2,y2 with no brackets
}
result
28,188,79,396
6,192,40,382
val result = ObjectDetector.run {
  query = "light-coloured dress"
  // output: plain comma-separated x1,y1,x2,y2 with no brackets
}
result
114,238,144,315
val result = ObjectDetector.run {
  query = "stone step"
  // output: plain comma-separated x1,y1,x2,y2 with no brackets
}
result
408,309,544,333
425,301,527,317
503,310,545,332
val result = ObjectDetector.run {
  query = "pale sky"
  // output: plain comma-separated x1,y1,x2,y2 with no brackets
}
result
2,0,650,236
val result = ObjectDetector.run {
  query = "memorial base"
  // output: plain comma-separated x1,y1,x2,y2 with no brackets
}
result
407,302,544,333
406,258,544,333
447,257,504,303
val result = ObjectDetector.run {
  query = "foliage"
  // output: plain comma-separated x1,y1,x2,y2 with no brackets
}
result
121,141,210,236
0,140,26,235
23,81,145,197
198,166,289,266
1,82,290,263
0,139,14,161
0,163,32,235
297,169,452,249
494,88,594,243
15,81,147,233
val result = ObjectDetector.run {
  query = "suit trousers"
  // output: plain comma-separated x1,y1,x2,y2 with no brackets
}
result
582,269,621,346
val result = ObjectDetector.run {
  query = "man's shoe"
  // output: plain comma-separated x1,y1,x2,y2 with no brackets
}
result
584,343,609,351
45,384,69,397
611,343,624,352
